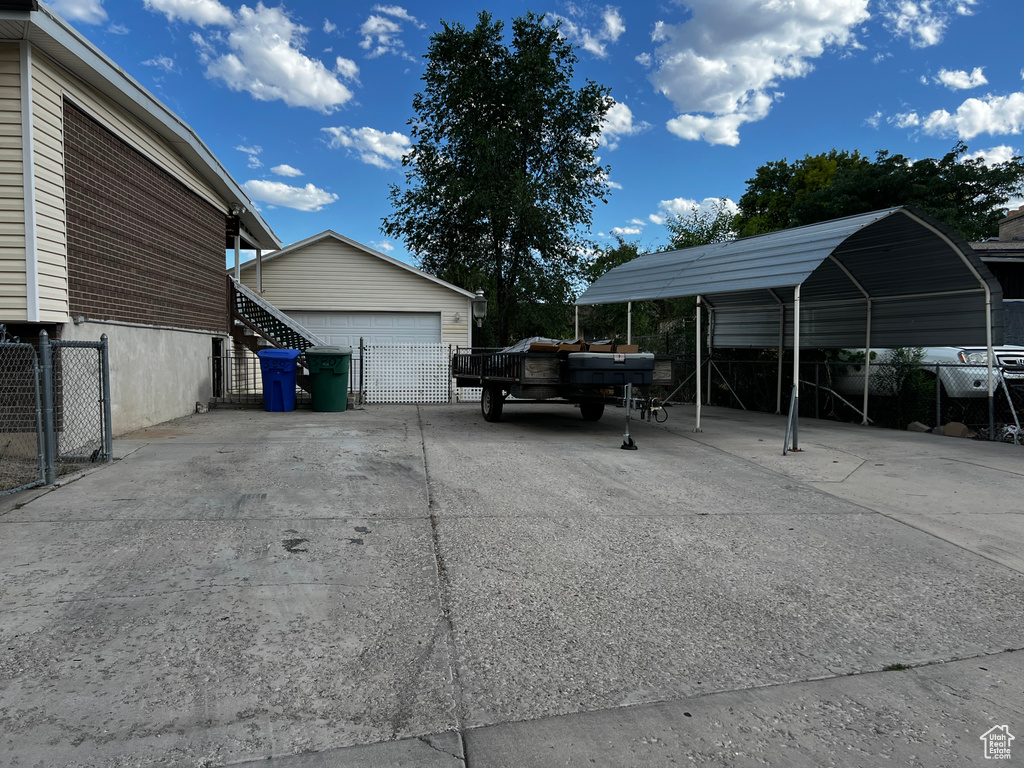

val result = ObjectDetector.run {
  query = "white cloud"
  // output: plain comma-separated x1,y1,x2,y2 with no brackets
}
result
194,4,354,113
610,226,642,236
650,0,869,147
601,102,651,150
236,144,262,169
881,0,973,48
636,52,652,68
656,196,738,219
109,23,130,34
49,0,107,24
551,6,626,59
142,55,178,74
373,5,427,30
324,19,337,34
961,145,1018,166
372,240,396,253
243,180,339,212
935,66,987,90
865,110,882,128
629,218,646,226
360,8,421,60
144,0,232,27
335,57,360,81
322,126,410,169
271,164,303,177
919,92,1024,139
890,111,921,129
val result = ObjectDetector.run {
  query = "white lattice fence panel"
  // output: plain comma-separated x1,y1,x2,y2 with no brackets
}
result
362,344,452,404
457,386,482,402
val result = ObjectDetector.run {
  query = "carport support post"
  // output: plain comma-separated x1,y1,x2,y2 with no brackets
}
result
233,234,241,281
695,295,703,432
986,292,995,440
790,284,801,451
862,299,872,426
621,301,636,449
255,248,262,294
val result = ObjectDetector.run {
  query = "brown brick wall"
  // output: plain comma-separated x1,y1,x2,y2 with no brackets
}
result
64,100,228,333
999,207,1024,242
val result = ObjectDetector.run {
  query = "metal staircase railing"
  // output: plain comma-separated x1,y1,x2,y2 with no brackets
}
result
229,276,325,351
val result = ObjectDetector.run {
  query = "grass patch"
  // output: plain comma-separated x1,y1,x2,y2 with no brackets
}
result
883,663,910,671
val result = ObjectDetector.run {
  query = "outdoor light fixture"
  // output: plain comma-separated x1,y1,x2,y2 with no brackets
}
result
229,203,245,217
471,289,487,328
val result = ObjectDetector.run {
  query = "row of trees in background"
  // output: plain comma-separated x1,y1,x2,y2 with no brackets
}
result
734,143,1024,242
382,12,1024,347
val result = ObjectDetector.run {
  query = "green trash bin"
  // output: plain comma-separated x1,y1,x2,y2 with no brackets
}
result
305,345,352,412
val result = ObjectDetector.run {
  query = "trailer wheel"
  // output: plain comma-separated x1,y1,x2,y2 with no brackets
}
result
482,386,504,422
580,402,605,422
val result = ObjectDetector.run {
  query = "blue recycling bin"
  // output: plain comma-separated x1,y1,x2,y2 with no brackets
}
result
257,348,301,412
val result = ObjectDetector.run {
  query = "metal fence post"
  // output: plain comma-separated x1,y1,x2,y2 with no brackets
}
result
39,329,56,484
100,334,113,462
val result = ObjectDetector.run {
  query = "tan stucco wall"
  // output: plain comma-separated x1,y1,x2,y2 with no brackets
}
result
60,320,222,435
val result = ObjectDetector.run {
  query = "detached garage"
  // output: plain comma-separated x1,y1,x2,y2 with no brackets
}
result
235,231,476,403
237,230,475,350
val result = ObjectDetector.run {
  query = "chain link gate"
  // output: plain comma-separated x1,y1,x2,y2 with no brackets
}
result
0,337,45,497
1,328,112,496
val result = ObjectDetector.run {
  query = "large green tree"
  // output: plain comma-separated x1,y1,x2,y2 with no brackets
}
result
382,11,613,345
735,143,1024,241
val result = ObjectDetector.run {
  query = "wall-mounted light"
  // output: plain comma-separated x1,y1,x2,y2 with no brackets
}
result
229,203,246,217
454,312,462,323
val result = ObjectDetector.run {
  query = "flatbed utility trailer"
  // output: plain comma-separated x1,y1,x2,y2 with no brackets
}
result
453,345,671,422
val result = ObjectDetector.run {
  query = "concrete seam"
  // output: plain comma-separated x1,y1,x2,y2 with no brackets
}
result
457,645,1024,739
655,419,1024,576
417,405,469,742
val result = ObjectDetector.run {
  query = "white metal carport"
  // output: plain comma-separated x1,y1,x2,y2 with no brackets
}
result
577,207,1005,451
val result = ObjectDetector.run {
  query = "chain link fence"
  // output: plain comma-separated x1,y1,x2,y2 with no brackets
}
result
46,338,114,465
0,339,45,496
679,355,1023,441
0,328,112,497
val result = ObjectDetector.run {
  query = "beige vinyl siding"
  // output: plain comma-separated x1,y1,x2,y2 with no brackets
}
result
29,50,68,320
240,238,472,347
0,42,25,319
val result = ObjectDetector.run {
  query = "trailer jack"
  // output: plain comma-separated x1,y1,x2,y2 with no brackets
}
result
621,384,638,450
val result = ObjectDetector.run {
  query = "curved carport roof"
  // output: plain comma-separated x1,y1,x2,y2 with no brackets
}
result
579,206,1003,348
577,206,1004,447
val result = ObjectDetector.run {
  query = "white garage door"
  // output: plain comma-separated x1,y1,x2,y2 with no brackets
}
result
285,311,442,347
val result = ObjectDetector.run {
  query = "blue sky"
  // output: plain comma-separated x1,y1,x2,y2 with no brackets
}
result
51,0,1024,267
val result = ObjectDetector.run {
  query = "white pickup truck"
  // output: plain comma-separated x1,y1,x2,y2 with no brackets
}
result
832,345,1024,398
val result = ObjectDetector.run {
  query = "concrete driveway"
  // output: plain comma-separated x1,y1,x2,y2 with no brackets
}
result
1,403,1021,767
